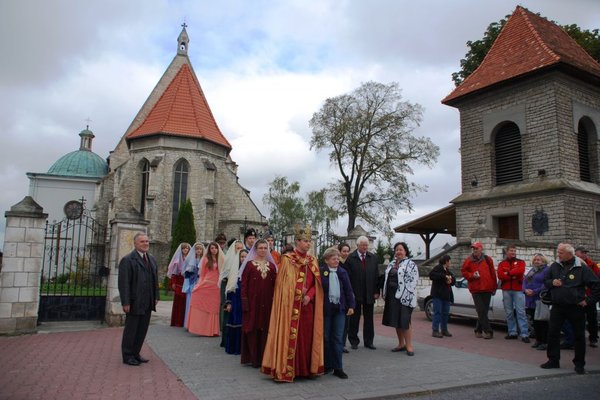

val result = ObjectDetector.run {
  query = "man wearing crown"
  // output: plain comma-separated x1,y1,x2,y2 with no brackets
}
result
261,225,325,382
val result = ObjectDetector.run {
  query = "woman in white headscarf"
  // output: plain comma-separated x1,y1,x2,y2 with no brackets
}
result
167,242,191,327
223,241,247,354
240,239,277,367
183,242,204,330
188,241,225,336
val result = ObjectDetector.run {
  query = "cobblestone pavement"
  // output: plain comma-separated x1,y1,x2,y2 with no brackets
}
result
1,301,598,400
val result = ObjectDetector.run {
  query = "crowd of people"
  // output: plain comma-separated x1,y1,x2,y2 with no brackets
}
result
458,242,600,375
118,230,600,378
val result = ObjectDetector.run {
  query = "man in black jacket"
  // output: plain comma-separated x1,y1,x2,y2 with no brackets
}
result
118,232,159,366
345,236,380,350
540,243,600,374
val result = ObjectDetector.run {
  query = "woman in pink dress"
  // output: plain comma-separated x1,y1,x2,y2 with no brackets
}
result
188,242,225,336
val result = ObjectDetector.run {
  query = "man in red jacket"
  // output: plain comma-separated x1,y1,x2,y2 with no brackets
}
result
461,242,497,339
497,245,529,342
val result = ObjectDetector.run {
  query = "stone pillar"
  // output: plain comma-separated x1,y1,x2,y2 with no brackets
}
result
105,210,149,327
0,196,47,334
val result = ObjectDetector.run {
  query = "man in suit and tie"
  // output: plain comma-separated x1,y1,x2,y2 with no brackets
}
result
345,236,380,350
118,232,159,366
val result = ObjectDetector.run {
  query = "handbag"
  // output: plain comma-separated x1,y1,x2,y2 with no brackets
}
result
539,288,552,305
534,300,550,321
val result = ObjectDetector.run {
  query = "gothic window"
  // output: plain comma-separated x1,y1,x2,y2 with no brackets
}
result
494,122,522,186
140,159,150,215
172,159,190,230
578,117,598,183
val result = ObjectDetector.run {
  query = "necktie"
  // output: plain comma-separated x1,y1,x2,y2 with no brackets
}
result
143,253,149,268
361,253,366,269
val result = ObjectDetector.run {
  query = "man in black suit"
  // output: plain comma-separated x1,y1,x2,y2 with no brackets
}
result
118,232,159,366
346,236,380,350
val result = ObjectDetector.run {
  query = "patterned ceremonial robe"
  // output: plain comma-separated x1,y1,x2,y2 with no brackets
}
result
261,250,324,382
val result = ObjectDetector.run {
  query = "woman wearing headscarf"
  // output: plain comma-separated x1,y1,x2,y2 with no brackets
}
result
188,242,225,336
224,245,248,355
220,240,244,347
382,242,419,356
240,239,277,367
183,243,204,329
167,242,191,327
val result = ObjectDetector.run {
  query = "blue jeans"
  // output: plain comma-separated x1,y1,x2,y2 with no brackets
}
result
502,290,529,337
324,311,346,370
432,298,450,332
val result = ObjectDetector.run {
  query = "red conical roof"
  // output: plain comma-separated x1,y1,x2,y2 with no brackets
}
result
127,63,231,149
443,6,600,105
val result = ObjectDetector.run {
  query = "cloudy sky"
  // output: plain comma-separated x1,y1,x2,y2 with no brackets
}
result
1,0,598,253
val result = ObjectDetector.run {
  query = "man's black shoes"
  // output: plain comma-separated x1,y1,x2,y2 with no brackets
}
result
365,344,376,350
136,356,149,363
575,366,585,374
124,358,140,366
333,369,348,379
540,361,559,369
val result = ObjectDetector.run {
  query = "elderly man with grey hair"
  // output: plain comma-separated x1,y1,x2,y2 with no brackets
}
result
540,243,600,374
345,236,380,350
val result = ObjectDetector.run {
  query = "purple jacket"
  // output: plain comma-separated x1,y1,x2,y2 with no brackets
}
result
522,265,548,309
320,265,356,316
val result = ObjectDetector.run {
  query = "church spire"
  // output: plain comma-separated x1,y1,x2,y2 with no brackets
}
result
177,22,189,55
79,125,95,151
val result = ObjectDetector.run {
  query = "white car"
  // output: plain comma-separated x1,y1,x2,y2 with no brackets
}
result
417,278,506,323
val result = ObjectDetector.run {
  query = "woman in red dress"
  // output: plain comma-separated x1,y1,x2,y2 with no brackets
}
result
167,242,190,327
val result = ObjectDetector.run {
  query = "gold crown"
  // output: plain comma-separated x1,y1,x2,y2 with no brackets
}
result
294,224,312,240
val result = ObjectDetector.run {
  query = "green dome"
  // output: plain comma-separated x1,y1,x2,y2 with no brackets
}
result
48,150,108,178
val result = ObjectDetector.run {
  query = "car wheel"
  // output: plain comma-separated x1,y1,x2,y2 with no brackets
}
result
425,298,433,321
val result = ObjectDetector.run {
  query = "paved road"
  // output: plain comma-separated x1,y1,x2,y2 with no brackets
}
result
0,301,598,400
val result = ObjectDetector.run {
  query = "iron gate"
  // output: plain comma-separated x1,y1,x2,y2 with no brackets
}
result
39,209,108,321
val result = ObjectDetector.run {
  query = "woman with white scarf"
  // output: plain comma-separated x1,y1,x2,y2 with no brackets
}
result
321,247,355,379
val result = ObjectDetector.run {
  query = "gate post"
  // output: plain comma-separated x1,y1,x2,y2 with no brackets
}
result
0,196,47,334
105,213,149,327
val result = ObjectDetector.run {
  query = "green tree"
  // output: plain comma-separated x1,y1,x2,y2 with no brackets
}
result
304,189,339,234
263,176,306,236
309,81,439,234
170,199,196,257
452,14,600,86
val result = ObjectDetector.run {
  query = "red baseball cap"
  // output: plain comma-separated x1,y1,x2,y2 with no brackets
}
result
471,242,483,250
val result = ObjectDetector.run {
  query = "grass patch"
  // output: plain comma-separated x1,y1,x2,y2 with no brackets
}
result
40,283,107,296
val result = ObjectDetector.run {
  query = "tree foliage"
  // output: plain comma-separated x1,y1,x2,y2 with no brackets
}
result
309,81,439,234
452,14,600,86
170,199,196,257
263,176,306,236
304,189,339,234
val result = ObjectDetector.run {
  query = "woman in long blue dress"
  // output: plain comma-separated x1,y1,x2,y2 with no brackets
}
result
224,244,247,354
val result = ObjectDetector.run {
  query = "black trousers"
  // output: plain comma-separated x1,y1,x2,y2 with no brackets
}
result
122,310,152,361
526,307,548,344
348,301,374,347
472,292,493,333
585,301,598,342
547,304,586,368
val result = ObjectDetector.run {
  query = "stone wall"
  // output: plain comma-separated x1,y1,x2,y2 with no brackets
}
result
0,197,47,334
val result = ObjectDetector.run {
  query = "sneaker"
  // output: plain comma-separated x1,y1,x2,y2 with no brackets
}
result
574,366,585,375
442,331,453,337
475,331,483,338
483,332,493,339
521,337,531,343
504,334,518,340
432,331,443,338
540,361,560,369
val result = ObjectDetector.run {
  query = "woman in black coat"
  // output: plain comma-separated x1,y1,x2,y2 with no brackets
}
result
429,255,455,338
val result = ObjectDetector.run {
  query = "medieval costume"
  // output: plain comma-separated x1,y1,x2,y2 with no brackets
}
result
223,241,245,354
167,243,190,327
261,227,324,382
188,242,225,337
239,241,277,366
183,243,204,329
